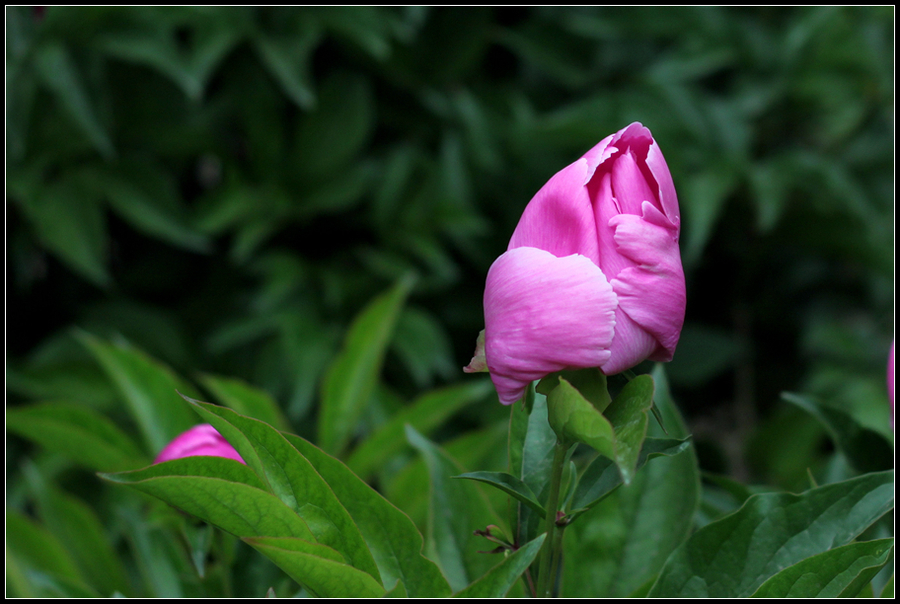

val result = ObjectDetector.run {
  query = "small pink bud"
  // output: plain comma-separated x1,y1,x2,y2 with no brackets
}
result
154,424,245,464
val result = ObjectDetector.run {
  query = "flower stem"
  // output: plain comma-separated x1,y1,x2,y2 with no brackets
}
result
535,439,568,597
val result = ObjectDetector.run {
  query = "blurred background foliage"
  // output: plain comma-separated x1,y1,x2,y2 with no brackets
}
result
6,6,894,597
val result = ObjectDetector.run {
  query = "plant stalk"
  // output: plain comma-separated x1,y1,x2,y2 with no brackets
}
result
535,439,568,597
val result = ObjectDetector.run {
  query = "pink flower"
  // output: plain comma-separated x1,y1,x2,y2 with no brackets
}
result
154,424,245,464
476,123,685,404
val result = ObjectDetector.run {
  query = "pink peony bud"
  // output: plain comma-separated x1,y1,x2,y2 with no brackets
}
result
482,123,686,404
154,424,245,464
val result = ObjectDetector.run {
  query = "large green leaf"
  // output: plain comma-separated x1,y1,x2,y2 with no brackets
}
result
318,274,414,456
347,379,493,480
78,333,198,453
185,399,380,583
452,533,546,597
649,470,895,597
750,538,894,597
405,426,501,593
284,433,452,597
782,392,894,473
7,401,147,472
244,536,385,598
102,463,315,542
567,436,692,523
562,365,700,598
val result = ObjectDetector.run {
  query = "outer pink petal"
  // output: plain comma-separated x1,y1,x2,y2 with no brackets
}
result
484,247,617,404
646,137,680,234
154,424,245,464
608,201,686,362
508,159,600,264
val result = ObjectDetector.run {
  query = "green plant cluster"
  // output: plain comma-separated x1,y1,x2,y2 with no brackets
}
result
7,6,894,598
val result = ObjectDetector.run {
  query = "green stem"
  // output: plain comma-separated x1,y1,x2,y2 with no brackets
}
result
548,517,566,594
535,439,568,597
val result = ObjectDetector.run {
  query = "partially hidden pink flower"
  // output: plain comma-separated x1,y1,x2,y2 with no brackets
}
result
154,424,245,464
473,123,686,404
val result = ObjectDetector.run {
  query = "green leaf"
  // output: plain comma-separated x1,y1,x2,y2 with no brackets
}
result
649,470,895,597
347,379,493,480
318,274,414,456
7,401,148,472
244,536,385,598
682,166,738,268
253,26,321,110
102,468,316,542
453,533,546,597
454,471,546,517
199,373,291,433
13,180,110,287
508,388,556,548
547,378,615,456
6,509,84,586
185,398,381,583
547,375,653,485
602,375,655,484
537,368,611,413
750,538,894,597
114,504,184,598
34,42,114,158
84,163,211,253
391,306,457,387
881,574,894,598
78,332,199,453
23,463,130,596
405,426,501,593
97,11,243,101
562,365,700,598
114,453,268,490
283,433,452,597
292,71,374,179
782,392,894,473
568,437,692,523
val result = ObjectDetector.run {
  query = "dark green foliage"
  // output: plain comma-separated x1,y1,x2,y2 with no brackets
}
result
7,6,893,598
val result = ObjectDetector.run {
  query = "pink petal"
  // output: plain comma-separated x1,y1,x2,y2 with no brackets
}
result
608,202,686,361
508,159,600,264
646,138,681,234
484,247,617,404
588,171,630,280
601,308,658,375
611,149,658,216
154,424,245,464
